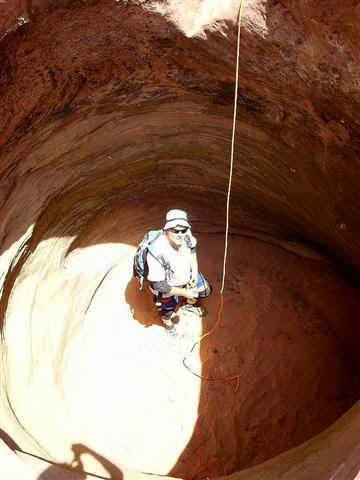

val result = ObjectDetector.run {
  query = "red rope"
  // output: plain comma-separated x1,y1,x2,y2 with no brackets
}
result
182,293,242,393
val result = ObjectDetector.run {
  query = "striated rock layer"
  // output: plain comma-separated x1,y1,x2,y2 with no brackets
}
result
0,1,359,479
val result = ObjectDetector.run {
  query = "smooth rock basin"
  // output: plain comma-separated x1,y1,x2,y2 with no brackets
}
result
0,1,359,479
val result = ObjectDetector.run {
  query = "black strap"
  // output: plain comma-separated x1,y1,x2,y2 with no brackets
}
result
148,250,173,281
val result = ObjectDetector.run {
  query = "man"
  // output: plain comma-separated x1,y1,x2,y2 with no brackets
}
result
147,209,212,332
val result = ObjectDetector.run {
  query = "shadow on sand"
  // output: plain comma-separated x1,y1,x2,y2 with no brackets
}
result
36,443,123,480
125,276,162,328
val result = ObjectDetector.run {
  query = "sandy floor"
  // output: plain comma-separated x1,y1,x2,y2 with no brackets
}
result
1,200,359,479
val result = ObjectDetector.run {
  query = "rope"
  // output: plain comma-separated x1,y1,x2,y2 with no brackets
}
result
183,10,246,473
220,0,245,294
183,0,245,384
182,290,241,393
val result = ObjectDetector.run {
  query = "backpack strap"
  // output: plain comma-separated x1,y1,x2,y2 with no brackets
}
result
147,231,174,282
147,249,173,282
184,230,197,249
134,230,164,290
147,230,163,246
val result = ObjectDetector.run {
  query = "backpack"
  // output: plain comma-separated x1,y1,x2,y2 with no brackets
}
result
133,230,172,290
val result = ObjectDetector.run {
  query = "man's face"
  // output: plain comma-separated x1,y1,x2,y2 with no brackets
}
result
165,226,188,248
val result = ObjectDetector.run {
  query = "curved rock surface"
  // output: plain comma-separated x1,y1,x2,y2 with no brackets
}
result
0,1,359,479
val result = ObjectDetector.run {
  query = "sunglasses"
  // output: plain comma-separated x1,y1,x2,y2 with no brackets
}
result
169,227,188,234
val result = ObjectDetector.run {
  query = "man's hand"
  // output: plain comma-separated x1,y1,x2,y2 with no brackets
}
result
168,286,199,299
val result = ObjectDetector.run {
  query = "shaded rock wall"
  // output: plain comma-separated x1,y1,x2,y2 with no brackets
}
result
1,0,360,270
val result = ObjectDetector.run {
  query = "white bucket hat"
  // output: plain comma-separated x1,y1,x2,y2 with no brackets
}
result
163,209,191,230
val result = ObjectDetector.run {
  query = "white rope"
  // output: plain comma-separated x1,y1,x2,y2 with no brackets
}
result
220,0,245,294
